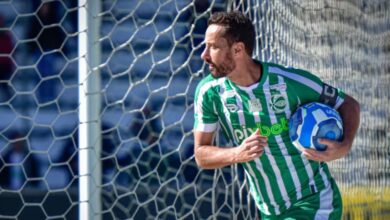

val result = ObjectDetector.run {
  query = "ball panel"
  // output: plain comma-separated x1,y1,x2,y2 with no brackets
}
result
298,109,316,148
288,108,302,142
313,118,343,151
317,119,343,141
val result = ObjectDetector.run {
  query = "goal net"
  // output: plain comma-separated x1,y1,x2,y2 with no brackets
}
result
0,0,389,219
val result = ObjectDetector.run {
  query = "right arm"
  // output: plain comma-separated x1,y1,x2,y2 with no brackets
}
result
194,129,267,169
193,77,266,169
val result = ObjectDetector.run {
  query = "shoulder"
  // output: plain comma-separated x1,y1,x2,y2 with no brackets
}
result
267,62,313,76
196,74,216,87
266,62,322,84
195,74,223,98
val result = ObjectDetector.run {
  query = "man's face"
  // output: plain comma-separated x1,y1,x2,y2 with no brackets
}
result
201,24,236,78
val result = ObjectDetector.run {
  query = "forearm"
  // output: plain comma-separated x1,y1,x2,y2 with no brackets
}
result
193,130,266,169
338,95,360,153
194,145,237,169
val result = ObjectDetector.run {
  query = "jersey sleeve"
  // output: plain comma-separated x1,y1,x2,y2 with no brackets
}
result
193,77,218,132
282,66,346,109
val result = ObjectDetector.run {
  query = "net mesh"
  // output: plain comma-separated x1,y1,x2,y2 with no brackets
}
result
0,0,389,219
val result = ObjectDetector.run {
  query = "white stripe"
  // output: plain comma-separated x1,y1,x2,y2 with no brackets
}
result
233,93,245,125
276,76,303,200
334,96,345,109
319,165,331,193
195,122,217,132
314,169,333,219
218,80,238,145
262,78,291,210
269,66,322,94
254,159,281,215
244,165,271,215
246,90,261,122
293,108,317,192
301,155,317,192
225,81,246,142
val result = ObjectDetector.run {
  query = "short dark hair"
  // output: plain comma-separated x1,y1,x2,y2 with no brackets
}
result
208,11,255,56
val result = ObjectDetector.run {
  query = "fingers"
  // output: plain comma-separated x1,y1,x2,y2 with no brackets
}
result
244,131,267,158
302,137,344,161
249,150,264,159
247,144,264,159
247,144,264,154
236,129,269,163
245,137,267,151
318,138,337,149
246,129,268,142
243,129,267,150
302,149,319,161
302,147,335,162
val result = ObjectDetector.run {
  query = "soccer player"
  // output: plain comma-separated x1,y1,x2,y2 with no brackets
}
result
193,11,360,219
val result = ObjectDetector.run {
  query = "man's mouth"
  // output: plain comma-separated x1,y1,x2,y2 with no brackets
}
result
207,62,215,70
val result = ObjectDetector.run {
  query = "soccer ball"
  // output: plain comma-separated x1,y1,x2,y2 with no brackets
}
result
289,102,343,151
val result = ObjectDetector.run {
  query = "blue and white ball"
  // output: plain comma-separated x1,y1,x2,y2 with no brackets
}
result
289,102,343,151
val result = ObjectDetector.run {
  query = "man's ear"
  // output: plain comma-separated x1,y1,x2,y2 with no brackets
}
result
233,42,245,56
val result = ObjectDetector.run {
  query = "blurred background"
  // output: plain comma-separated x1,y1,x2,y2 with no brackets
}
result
0,0,389,219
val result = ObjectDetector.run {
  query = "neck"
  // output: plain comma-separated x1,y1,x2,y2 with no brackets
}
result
228,59,261,87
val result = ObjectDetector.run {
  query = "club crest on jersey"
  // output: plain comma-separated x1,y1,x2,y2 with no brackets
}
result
269,94,287,113
226,103,238,112
249,99,262,112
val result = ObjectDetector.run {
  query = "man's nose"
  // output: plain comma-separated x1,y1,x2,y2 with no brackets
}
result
201,47,209,61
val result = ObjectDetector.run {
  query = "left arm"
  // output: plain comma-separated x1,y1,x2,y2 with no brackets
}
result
302,94,360,162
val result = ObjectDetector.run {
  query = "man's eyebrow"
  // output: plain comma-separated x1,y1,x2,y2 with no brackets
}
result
205,41,217,46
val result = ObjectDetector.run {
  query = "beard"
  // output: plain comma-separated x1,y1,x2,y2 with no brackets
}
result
206,54,236,78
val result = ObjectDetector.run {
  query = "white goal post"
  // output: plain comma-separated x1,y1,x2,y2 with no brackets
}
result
0,0,388,219
78,0,102,219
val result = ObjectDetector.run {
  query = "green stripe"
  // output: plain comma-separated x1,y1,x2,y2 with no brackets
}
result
214,90,236,142
194,74,216,104
309,161,326,192
329,178,343,220
247,160,277,216
221,79,239,143
284,141,312,197
260,154,287,213
242,162,271,215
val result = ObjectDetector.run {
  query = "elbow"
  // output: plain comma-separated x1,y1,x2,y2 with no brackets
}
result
349,96,361,119
194,149,206,169
194,147,213,169
342,95,361,116
194,156,204,168
350,96,360,113
355,99,360,115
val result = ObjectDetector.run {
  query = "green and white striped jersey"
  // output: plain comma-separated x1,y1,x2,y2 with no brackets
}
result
194,61,346,216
